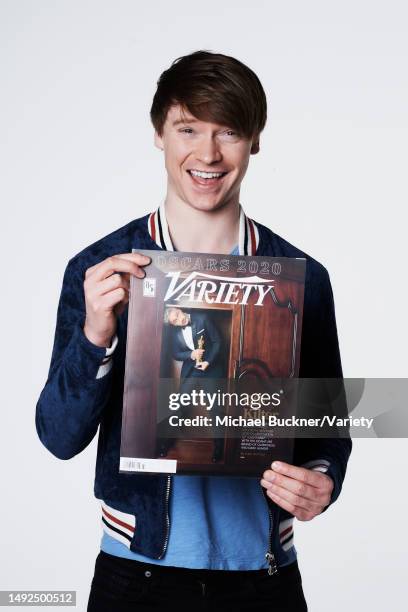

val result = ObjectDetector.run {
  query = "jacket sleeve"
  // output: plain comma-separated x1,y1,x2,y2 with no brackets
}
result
35,257,114,460
172,331,193,362
294,265,352,510
202,316,221,366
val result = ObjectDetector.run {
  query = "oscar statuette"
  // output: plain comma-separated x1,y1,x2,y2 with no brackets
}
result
195,335,205,367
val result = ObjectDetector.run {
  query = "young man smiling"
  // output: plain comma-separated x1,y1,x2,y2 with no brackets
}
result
36,50,351,611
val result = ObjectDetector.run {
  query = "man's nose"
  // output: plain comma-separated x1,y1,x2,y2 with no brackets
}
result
195,136,222,164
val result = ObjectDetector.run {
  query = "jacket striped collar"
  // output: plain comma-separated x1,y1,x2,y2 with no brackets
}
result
147,201,259,256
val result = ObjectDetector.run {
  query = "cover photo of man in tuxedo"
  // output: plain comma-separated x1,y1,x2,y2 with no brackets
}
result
160,306,226,462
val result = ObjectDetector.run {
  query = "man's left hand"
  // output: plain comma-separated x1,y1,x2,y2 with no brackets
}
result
261,461,334,521
195,361,209,371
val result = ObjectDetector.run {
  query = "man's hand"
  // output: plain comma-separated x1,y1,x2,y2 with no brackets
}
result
261,461,334,521
195,361,209,371
191,349,205,361
83,253,150,348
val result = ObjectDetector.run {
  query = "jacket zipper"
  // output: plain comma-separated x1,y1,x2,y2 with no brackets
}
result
261,483,278,576
158,474,172,559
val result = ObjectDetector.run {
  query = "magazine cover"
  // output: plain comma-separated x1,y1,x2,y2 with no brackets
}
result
120,250,306,475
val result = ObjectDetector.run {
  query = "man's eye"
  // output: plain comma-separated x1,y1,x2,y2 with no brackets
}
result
219,130,240,140
180,128,193,134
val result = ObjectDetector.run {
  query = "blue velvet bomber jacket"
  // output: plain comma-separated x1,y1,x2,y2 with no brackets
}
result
35,211,352,572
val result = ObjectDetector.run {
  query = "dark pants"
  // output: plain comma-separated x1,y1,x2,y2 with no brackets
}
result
87,551,308,612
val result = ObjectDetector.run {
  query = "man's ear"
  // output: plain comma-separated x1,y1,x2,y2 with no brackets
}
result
250,137,260,155
154,131,164,151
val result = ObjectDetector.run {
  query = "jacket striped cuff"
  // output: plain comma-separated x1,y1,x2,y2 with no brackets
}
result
96,335,118,379
279,518,294,551
301,458,330,473
64,324,115,382
101,502,136,549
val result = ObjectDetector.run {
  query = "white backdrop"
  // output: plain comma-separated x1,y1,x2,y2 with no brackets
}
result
1,1,407,610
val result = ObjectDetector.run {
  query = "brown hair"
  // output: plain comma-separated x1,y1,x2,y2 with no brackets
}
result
150,50,267,140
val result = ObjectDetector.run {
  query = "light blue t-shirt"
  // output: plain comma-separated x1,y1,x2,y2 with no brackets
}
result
101,244,272,570
101,476,271,569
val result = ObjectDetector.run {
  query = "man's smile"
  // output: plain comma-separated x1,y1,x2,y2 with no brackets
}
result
186,168,229,188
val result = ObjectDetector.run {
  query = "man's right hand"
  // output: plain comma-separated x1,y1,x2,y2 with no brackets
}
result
191,349,205,361
83,253,151,348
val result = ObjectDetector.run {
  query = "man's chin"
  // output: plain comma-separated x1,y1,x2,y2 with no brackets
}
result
184,193,233,213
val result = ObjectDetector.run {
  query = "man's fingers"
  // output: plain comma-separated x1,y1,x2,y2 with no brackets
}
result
264,489,315,521
85,253,151,281
260,479,322,511
260,484,317,520
263,488,298,516
85,254,134,278
87,260,145,284
268,461,323,488
195,362,208,370
100,287,128,310
261,471,324,503
93,273,131,297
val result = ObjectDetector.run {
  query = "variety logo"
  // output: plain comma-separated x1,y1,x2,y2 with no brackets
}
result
163,271,275,306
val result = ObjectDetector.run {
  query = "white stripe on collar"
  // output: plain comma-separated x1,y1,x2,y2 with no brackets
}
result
147,202,259,255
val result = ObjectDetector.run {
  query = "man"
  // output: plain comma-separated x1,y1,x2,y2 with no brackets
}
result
165,307,224,378
161,306,225,461
36,50,351,611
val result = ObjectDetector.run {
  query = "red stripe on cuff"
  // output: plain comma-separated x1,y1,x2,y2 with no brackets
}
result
102,507,135,533
280,526,293,539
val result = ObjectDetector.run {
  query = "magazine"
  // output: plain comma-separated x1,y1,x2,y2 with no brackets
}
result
120,250,306,475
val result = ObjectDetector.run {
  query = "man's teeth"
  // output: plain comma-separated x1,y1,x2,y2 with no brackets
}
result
190,170,225,179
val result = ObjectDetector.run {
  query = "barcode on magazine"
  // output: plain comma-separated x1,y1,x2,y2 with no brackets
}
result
124,460,146,471
120,457,177,473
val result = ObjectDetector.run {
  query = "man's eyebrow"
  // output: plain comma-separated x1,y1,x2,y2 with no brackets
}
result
172,117,198,126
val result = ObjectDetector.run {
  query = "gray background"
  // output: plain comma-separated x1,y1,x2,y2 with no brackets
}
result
1,0,407,609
